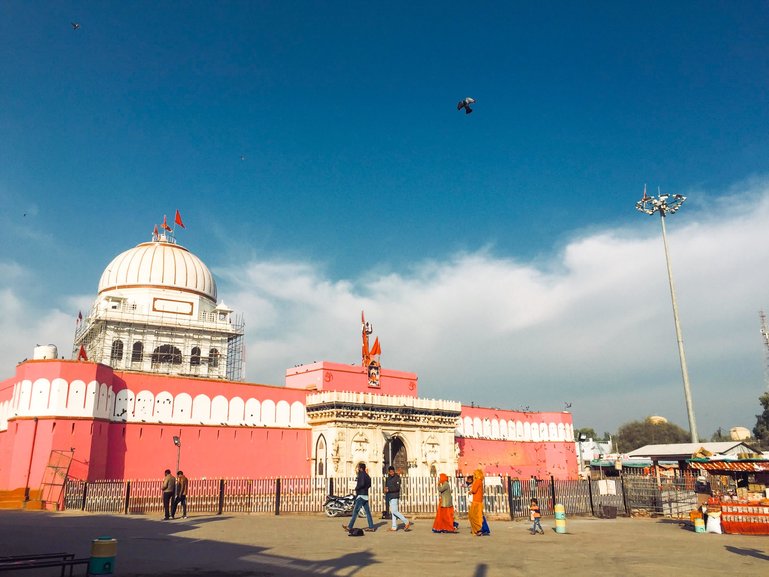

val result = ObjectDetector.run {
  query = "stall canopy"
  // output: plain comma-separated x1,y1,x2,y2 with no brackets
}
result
627,442,760,462
688,459,769,472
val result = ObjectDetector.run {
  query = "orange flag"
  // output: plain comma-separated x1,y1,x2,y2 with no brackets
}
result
370,337,381,356
175,210,186,229
77,345,88,361
162,215,172,232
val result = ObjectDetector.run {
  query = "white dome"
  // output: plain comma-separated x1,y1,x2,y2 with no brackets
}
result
98,239,217,301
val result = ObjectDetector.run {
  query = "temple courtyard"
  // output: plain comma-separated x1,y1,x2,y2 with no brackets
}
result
0,510,766,576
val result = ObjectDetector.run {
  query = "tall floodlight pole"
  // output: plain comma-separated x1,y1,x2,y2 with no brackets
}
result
636,187,698,442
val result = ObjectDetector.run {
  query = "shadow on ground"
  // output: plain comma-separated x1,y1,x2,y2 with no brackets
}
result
0,511,381,576
724,546,769,561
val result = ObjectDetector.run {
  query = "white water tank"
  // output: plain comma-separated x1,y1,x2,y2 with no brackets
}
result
729,426,751,441
33,344,58,360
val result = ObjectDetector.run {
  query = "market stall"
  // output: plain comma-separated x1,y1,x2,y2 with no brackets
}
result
688,457,769,535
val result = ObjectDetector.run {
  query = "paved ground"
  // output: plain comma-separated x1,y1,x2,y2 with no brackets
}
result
0,510,767,576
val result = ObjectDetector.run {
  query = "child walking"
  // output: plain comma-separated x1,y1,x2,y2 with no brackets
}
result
529,498,544,535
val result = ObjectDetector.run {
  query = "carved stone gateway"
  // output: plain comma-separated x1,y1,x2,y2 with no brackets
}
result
306,391,461,477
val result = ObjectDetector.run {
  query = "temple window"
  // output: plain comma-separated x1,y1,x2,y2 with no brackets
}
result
151,344,183,365
131,341,143,363
209,348,220,368
190,346,201,366
110,340,124,361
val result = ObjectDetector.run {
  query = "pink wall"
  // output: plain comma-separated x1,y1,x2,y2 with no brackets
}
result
460,405,573,427
0,359,578,490
285,361,418,397
104,423,310,480
0,360,312,490
457,438,578,480
457,405,577,480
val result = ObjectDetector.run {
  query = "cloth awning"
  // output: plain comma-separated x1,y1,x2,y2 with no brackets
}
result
688,460,769,472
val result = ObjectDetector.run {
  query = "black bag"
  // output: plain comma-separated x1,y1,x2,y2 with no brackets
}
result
348,528,365,537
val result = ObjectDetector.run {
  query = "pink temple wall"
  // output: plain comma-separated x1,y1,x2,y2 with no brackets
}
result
0,360,311,491
0,359,579,490
285,361,418,397
457,405,577,480
457,439,578,479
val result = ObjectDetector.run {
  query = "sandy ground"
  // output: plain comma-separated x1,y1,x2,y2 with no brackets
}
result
0,510,767,577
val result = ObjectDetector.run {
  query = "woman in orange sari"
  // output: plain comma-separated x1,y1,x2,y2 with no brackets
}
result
468,469,484,535
432,473,457,533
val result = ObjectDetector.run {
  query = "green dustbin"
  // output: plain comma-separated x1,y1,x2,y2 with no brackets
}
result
88,536,117,575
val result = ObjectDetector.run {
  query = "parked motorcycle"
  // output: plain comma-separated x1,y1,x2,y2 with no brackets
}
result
323,494,365,518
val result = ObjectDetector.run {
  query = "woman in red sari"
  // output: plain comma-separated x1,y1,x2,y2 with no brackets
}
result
468,469,485,535
432,473,457,533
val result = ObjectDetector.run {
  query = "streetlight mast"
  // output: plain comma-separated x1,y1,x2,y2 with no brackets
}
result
173,436,182,473
635,186,698,443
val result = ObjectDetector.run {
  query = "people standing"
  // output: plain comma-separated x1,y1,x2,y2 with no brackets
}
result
344,462,376,533
385,466,411,532
432,473,457,533
468,469,485,536
161,469,176,520
530,498,544,534
172,470,188,519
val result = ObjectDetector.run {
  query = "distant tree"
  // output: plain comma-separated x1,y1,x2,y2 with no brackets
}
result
615,418,690,453
710,427,731,442
575,427,597,440
753,392,769,448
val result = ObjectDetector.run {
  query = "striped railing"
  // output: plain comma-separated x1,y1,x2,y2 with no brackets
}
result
62,475,697,518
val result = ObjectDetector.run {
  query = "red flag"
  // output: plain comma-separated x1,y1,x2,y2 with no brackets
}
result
370,337,381,356
77,345,88,361
153,224,159,237
174,210,186,229
162,215,172,232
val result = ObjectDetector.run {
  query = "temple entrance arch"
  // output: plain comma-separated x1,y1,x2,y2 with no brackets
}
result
383,436,408,475
315,434,327,477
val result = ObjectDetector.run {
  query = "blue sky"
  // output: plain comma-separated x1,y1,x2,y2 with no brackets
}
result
2,2,769,439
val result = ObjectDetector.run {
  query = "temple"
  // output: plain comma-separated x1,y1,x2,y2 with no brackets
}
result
0,225,577,501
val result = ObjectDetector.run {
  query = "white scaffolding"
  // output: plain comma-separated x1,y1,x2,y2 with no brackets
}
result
72,300,245,381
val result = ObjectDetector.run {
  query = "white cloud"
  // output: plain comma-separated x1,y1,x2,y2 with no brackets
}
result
0,261,93,371
219,183,769,437
3,182,769,440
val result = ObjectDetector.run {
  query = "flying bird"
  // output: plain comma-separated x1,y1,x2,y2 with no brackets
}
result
457,97,475,114
564,402,572,410
71,22,80,30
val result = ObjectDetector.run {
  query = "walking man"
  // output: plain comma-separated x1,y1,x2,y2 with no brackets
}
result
344,462,376,533
385,466,411,531
161,469,175,520
171,470,188,519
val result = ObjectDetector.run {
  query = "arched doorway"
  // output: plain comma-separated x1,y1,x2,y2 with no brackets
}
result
383,436,408,475
315,435,327,477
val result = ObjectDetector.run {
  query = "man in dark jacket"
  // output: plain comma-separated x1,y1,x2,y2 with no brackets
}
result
385,466,411,531
344,462,376,533
172,470,188,519
161,469,175,520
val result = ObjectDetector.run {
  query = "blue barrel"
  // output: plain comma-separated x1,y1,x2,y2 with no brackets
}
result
89,536,117,575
